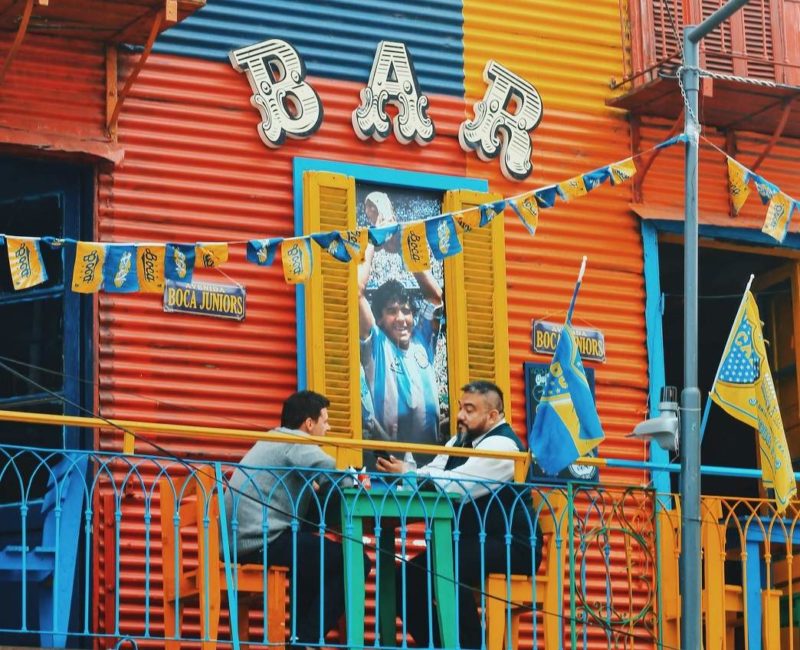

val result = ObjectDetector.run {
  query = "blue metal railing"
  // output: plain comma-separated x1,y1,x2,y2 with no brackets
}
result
35,444,800,648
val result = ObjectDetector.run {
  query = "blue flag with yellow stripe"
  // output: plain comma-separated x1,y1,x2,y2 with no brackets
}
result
530,324,604,474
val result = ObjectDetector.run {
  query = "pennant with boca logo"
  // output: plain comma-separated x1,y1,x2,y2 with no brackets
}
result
425,214,462,261
727,157,752,215
311,231,352,263
557,176,588,201
479,200,507,227
753,174,780,205
281,237,313,284
164,243,195,283
400,221,431,272
534,185,559,208
103,244,139,293
342,228,369,262
582,167,611,192
368,223,400,247
71,241,106,293
6,236,47,290
762,192,795,243
196,242,229,268
246,238,282,266
509,195,539,236
136,244,166,293
453,209,482,233
609,157,637,186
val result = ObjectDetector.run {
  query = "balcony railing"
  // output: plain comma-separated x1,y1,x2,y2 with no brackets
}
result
1,444,800,649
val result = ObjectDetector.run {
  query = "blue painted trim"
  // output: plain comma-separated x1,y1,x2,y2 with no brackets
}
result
641,221,671,498
292,158,488,388
651,218,800,250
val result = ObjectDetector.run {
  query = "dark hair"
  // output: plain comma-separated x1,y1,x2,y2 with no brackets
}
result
370,279,415,322
461,380,504,415
281,390,330,429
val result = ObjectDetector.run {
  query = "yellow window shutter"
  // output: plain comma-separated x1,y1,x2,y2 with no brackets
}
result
303,171,362,468
442,190,512,429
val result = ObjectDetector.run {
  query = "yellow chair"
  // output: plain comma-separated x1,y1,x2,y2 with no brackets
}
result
655,504,681,648
159,467,288,650
701,497,781,650
484,492,567,650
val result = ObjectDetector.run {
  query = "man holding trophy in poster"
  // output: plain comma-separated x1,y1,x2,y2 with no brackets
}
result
358,191,444,450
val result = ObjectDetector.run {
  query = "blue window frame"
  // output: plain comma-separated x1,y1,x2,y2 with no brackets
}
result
0,157,92,453
291,158,487,387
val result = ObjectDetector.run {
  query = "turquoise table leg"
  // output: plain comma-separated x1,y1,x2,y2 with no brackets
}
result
343,515,365,650
431,518,457,649
378,525,397,647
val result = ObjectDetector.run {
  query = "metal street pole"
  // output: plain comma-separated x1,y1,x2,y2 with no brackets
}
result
680,2,749,648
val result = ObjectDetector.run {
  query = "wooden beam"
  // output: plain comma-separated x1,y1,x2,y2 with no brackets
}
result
749,97,796,173
660,231,800,260
0,0,34,86
107,9,164,135
105,45,118,142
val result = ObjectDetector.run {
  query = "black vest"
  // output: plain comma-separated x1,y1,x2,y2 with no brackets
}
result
445,423,537,545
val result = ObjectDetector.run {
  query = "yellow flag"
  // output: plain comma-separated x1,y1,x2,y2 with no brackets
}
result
609,158,638,186
453,209,482,233
727,157,751,215
136,244,166,293
196,242,229,268
762,192,794,243
510,194,539,235
557,175,587,201
6,237,47,290
281,238,313,284
400,221,430,273
342,228,369,263
72,241,106,293
710,291,796,512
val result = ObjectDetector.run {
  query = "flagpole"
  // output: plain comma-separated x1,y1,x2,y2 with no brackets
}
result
699,273,755,441
566,256,587,324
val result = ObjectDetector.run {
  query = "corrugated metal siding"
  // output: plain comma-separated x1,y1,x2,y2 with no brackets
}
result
637,117,800,229
464,2,653,647
0,33,106,142
95,50,469,642
152,0,466,96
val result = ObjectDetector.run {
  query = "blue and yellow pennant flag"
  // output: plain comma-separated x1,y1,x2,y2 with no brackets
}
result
727,157,752,215
762,192,795,243
479,200,506,227
196,242,229,268
608,157,637,186
425,214,462,260
509,194,539,236
72,241,106,293
400,221,430,272
281,237,313,284
557,175,588,201
6,236,47,290
710,290,796,512
530,323,605,475
311,231,352,263
136,244,166,293
246,238,281,266
164,243,195,283
104,244,139,293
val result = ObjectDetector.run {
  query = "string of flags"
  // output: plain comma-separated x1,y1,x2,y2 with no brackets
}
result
2,136,686,294
726,155,799,243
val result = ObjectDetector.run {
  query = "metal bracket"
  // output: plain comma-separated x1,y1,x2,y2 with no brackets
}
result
106,9,165,137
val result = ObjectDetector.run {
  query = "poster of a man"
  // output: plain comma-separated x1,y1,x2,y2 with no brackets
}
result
357,185,449,456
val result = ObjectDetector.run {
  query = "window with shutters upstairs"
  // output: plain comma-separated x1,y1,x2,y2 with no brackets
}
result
294,160,510,469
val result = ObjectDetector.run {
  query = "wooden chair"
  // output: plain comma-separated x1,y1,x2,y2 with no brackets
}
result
655,503,681,648
0,453,87,648
159,466,288,650
484,492,567,650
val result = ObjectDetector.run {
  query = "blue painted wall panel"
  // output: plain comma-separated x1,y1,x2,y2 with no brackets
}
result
153,0,465,96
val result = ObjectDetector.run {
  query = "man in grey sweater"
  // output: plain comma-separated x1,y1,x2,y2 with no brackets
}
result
224,390,367,650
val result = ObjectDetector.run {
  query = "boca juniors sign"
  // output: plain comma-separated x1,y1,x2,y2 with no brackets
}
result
229,39,543,181
532,320,605,363
163,280,246,321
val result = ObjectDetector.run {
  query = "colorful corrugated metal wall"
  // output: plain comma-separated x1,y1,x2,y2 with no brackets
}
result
94,0,657,645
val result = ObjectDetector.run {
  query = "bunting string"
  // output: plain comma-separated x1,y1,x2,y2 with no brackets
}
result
1,136,685,294
702,134,799,243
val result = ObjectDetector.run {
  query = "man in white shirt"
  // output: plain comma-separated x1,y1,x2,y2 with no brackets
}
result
376,380,542,649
